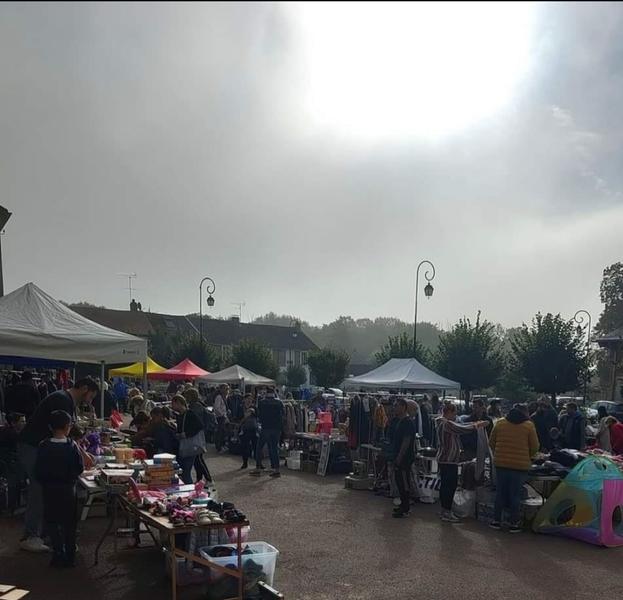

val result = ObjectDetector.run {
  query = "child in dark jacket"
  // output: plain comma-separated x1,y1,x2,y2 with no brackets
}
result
35,410,84,568
239,408,258,469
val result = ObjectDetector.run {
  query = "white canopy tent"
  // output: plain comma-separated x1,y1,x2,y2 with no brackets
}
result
198,364,275,389
0,282,148,416
342,358,460,391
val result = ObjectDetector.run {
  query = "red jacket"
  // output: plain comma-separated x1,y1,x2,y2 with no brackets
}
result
610,422,623,455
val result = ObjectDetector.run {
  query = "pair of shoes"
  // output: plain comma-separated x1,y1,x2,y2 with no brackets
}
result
392,510,409,518
508,524,523,534
196,509,224,525
489,521,502,530
269,470,281,478
440,512,461,523
249,469,262,476
21,536,50,553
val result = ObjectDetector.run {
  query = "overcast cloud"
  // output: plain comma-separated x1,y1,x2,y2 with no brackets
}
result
1,2,621,328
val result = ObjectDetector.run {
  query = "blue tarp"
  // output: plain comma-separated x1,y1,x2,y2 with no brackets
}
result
0,355,74,369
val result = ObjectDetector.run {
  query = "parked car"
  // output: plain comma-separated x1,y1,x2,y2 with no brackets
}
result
587,401,623,422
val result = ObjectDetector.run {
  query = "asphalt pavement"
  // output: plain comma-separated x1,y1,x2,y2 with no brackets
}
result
2,449,623,599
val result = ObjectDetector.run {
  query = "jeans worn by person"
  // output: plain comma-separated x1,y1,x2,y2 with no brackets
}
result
439,463,459,511
240,432,257,468
256,429,280,471
179,455,196,484
394,460,413,513
494,467,527,525
17,442,43,539
214,417,227,452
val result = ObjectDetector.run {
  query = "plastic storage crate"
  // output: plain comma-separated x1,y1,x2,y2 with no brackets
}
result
199,541,279,586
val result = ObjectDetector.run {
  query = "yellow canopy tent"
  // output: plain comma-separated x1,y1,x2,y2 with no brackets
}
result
109,356,166,377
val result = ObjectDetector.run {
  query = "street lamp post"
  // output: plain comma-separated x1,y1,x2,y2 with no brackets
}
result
573,309,592,406
199,277,216,348
414,260,435,357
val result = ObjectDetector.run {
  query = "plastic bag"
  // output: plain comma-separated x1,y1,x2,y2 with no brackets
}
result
452,489,476,518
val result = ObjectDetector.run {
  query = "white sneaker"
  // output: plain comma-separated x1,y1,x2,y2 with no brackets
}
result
20,536,50,553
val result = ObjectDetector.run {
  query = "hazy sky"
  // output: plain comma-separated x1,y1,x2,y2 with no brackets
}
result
2,2,621,328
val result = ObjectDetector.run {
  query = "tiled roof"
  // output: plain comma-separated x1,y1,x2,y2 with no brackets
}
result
71,306,154,337
70,307,318,351
187,316,318,351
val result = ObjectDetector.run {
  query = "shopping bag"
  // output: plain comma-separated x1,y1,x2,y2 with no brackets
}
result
452,488,476,518
179,413,207,457
110,410,123,429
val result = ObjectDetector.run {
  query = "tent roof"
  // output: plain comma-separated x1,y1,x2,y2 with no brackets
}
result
109,357,166,377
342,358,460,390
198,364,275,386
149,358,209,381
0,283,147,364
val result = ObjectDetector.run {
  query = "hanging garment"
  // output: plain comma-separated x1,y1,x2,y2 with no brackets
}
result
475,427,489,481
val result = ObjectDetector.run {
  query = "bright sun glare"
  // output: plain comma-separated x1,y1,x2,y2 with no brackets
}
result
292,2,537,140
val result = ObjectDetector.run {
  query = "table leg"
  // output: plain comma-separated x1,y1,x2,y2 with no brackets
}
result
94,494,116,566
237,524,243,600
169,532,177,600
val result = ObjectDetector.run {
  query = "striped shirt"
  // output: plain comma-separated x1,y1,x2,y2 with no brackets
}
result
435,416,477,464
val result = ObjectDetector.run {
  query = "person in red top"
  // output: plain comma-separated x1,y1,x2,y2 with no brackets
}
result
609,420,623,455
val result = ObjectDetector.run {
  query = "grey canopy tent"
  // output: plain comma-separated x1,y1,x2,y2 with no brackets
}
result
198,364,275,389
342,358,460,391
0,282,148,416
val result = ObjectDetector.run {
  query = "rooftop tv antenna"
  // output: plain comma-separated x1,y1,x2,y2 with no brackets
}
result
117,272,137,305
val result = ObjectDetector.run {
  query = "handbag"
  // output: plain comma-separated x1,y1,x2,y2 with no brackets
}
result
179,413,207,458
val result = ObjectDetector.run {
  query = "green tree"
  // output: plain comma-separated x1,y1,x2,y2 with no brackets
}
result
435,312,505,409
308,348,350,388
374,332,430,366
170,335,220,372
286,364,307,387
595,262,623,335
510,312,587,403
231,339,279,380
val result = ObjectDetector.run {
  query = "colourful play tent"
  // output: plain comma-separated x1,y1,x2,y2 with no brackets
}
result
109,356,166,378
149,358,209,381
533,455,623,547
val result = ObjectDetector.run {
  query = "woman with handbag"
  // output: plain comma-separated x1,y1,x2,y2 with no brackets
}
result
171,395,207,484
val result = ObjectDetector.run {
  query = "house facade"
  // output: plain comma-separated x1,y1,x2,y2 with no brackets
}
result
72,306,318,384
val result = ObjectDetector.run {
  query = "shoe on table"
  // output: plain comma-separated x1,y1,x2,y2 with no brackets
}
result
508,524,523,534
21,536,50,553
489,521,502,530
269,470,281,478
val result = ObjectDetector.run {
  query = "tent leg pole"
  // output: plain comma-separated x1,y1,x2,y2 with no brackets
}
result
143,361,148,400
100,361,105,420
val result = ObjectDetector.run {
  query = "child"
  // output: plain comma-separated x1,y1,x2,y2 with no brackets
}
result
35,410,84,568
239,408,258,470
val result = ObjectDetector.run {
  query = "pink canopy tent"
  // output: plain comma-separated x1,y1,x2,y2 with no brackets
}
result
148,358,210,381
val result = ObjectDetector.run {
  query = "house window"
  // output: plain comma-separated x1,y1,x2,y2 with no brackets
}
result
274,350,287,368
164,319,176,330
301,351,308,365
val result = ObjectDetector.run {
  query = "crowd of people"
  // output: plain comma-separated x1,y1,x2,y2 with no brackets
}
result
4,368,623,566
385,393,623,532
